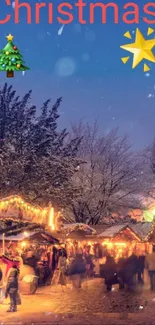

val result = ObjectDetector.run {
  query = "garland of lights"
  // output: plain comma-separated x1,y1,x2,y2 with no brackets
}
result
145,221,155,242
0,195,47,221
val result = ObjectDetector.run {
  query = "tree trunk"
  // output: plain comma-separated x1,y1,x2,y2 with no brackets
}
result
7,71,14,78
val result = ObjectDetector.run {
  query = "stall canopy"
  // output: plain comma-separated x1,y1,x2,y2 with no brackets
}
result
27,231,59,244
0,230,59,244
98,224,141,242
0,195,48,224
131,222,155,242
0,219,45,236
63,223,96,240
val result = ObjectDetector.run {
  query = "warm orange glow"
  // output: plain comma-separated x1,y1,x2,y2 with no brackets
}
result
0,195,48,224
48,206,55,230
114,243,127,246
102,241,127,248
102,241,113,248
21,241,26,247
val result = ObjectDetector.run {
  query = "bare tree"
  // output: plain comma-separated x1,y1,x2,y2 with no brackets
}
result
69,122,145,225
141,140,155,201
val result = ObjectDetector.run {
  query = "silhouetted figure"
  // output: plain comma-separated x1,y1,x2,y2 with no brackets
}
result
67,254,86,288
52,246,58,274
137,254,145,284
0,267,2,282
145,245,155,291
123,251,138,290
103,255,118,291
117,256,126,289
5,265,19,312
84,252,95,277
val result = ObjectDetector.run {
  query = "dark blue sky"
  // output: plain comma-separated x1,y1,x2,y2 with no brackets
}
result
1,0,155,149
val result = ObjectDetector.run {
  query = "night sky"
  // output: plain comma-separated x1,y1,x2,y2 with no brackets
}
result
1,0,155,149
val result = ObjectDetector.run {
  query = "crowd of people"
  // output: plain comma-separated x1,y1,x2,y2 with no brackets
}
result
101,245,155,292
0,243,155,313
20,243,95,285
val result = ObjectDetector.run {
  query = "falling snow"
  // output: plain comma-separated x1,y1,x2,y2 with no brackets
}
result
55,57,76,77
147,93,154,98
58,25,65,36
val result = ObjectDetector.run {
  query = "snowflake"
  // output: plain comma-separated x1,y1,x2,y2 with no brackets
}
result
55,57,76,77
58,25,65,36
147,93,154,98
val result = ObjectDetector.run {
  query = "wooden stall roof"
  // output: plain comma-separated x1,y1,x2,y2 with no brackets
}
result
66,229,89,240
26,231,59,244
0,218,45,236
97,224,141,241
131,222,154,241
0,229,59,244
63,223,96,235
90,225,110,235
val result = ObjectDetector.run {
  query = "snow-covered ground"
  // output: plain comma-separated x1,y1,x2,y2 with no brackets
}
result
1,278,155,324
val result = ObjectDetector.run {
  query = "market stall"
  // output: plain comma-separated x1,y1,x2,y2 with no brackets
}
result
131,221,155,253
0,195,48,224
60,224,101,276
0,217,60,293
97,224,141,261
62,223,96,255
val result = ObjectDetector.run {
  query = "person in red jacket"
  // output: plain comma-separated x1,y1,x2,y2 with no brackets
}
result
0,255,20,277
5,264,20,312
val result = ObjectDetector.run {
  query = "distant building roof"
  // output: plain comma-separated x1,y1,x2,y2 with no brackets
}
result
97,223,141,241
63,223,96,235
0,230,59,244
98,224,129,238
91,224,110,235
131,222,154,241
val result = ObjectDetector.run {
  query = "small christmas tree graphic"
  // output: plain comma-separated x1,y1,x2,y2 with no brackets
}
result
0,34,29,78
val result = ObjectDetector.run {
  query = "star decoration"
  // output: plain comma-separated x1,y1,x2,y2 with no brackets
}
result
120,28,155,71
6,34,14,42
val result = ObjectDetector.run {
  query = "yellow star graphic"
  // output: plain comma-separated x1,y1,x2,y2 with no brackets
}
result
120,28,155,69
6,34,14,42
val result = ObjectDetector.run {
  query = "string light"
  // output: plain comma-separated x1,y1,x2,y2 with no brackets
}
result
0,195,48,221
145,221,155,242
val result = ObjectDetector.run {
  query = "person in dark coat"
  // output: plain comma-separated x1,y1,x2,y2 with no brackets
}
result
67,254,86,288
52,246,58,273
0,267,2,282
103,255,118,291
117,256,126,289
137,253,145,284
123,251,139,290
67,254,86,276
84,252,95,277
5,264,19,312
